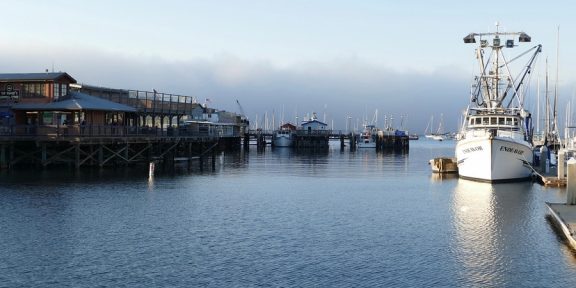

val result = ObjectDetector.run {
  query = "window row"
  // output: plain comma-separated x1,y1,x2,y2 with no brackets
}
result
20,83,68,99
468,116,519,126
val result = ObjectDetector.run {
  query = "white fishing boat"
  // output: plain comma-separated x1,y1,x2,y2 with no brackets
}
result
357,124,377,148
272,123,296,147
456,24,540,182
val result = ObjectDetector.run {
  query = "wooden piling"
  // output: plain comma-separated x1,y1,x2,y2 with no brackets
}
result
568,158,576,205
558,149,566,180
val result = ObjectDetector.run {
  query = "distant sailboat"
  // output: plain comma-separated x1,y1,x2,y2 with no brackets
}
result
432,114,446,141
425,114,446,141
425,115,435,139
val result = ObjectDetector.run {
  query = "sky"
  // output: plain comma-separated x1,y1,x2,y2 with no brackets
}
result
1,0,576,133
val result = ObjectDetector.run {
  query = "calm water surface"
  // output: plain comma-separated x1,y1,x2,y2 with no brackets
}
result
1,140,576,287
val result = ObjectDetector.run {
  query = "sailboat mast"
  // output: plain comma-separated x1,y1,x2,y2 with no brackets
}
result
553,25,560,148
546,58,550,139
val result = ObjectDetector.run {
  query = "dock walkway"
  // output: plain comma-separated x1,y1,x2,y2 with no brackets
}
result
546,203,576,250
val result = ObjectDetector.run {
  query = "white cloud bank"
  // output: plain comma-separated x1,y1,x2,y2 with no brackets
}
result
3,47,563,133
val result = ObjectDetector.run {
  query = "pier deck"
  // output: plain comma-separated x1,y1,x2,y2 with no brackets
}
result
533,166,567,187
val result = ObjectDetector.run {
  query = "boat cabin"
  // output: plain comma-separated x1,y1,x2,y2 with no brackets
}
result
466,115,521,130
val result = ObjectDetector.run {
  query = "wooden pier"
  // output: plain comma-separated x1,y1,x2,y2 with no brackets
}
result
242,130,409,151
0,73,248,170
0,124,240,169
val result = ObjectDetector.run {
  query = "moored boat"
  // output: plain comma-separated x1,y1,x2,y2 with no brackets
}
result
357,124,377,148
408,134,419,140
272,123,296,147
456,24,540,182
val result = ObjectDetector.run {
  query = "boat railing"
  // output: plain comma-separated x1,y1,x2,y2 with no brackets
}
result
469,107,524,115
468,123,520,131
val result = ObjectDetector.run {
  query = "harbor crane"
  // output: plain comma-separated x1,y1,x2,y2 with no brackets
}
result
236,99,248,121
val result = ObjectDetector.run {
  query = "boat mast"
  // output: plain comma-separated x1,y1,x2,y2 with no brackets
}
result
546,58,550,142
491,23,501,109
464,23,539,113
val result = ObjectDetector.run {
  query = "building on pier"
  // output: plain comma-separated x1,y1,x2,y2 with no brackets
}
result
0,72,246,169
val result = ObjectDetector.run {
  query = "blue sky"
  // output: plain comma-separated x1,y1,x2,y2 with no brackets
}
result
1,0,574,132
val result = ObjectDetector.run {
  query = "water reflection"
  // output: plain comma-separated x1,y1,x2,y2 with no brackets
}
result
430,172,458,182
452,179,534,286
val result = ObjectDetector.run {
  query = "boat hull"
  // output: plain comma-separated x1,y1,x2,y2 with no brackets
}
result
456,136,533,182
273,135,293,147
357,141,376,148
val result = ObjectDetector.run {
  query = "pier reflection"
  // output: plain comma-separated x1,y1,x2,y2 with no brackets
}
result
430,172,458,182
451,179,533,285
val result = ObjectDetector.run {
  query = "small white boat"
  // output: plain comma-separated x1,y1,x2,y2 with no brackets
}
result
431,134,445,141
357,124,377,148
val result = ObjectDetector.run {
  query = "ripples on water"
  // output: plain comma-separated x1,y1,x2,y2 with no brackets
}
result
1,140,576,287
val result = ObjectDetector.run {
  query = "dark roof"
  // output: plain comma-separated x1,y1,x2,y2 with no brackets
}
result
301,119,327,126
280,123,297,130
11,91,136,112
0,72,76,83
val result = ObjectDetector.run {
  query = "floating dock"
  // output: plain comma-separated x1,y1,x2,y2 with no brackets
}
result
429,157,458,174
546,203,576,250
545,157,576,250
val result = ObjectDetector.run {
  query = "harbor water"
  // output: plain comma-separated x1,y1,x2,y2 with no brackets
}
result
1,140,576,287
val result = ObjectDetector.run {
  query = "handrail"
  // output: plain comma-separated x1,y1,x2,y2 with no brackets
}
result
0,124,243,139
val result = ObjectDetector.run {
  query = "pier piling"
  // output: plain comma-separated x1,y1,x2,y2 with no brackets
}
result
558,150,566,180
568,158,576,205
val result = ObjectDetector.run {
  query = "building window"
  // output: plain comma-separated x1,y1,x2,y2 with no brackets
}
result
62,84,67,96
53,84,60,100
22,83,46,98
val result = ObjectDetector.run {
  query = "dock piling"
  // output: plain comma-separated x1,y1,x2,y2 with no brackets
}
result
149,162,155,178
540,145,550,173
568,158,576,205
558,149,566,180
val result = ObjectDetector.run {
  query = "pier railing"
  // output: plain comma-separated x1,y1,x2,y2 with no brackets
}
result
75,85,199,115
0,124,242,140
246,129,340,136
